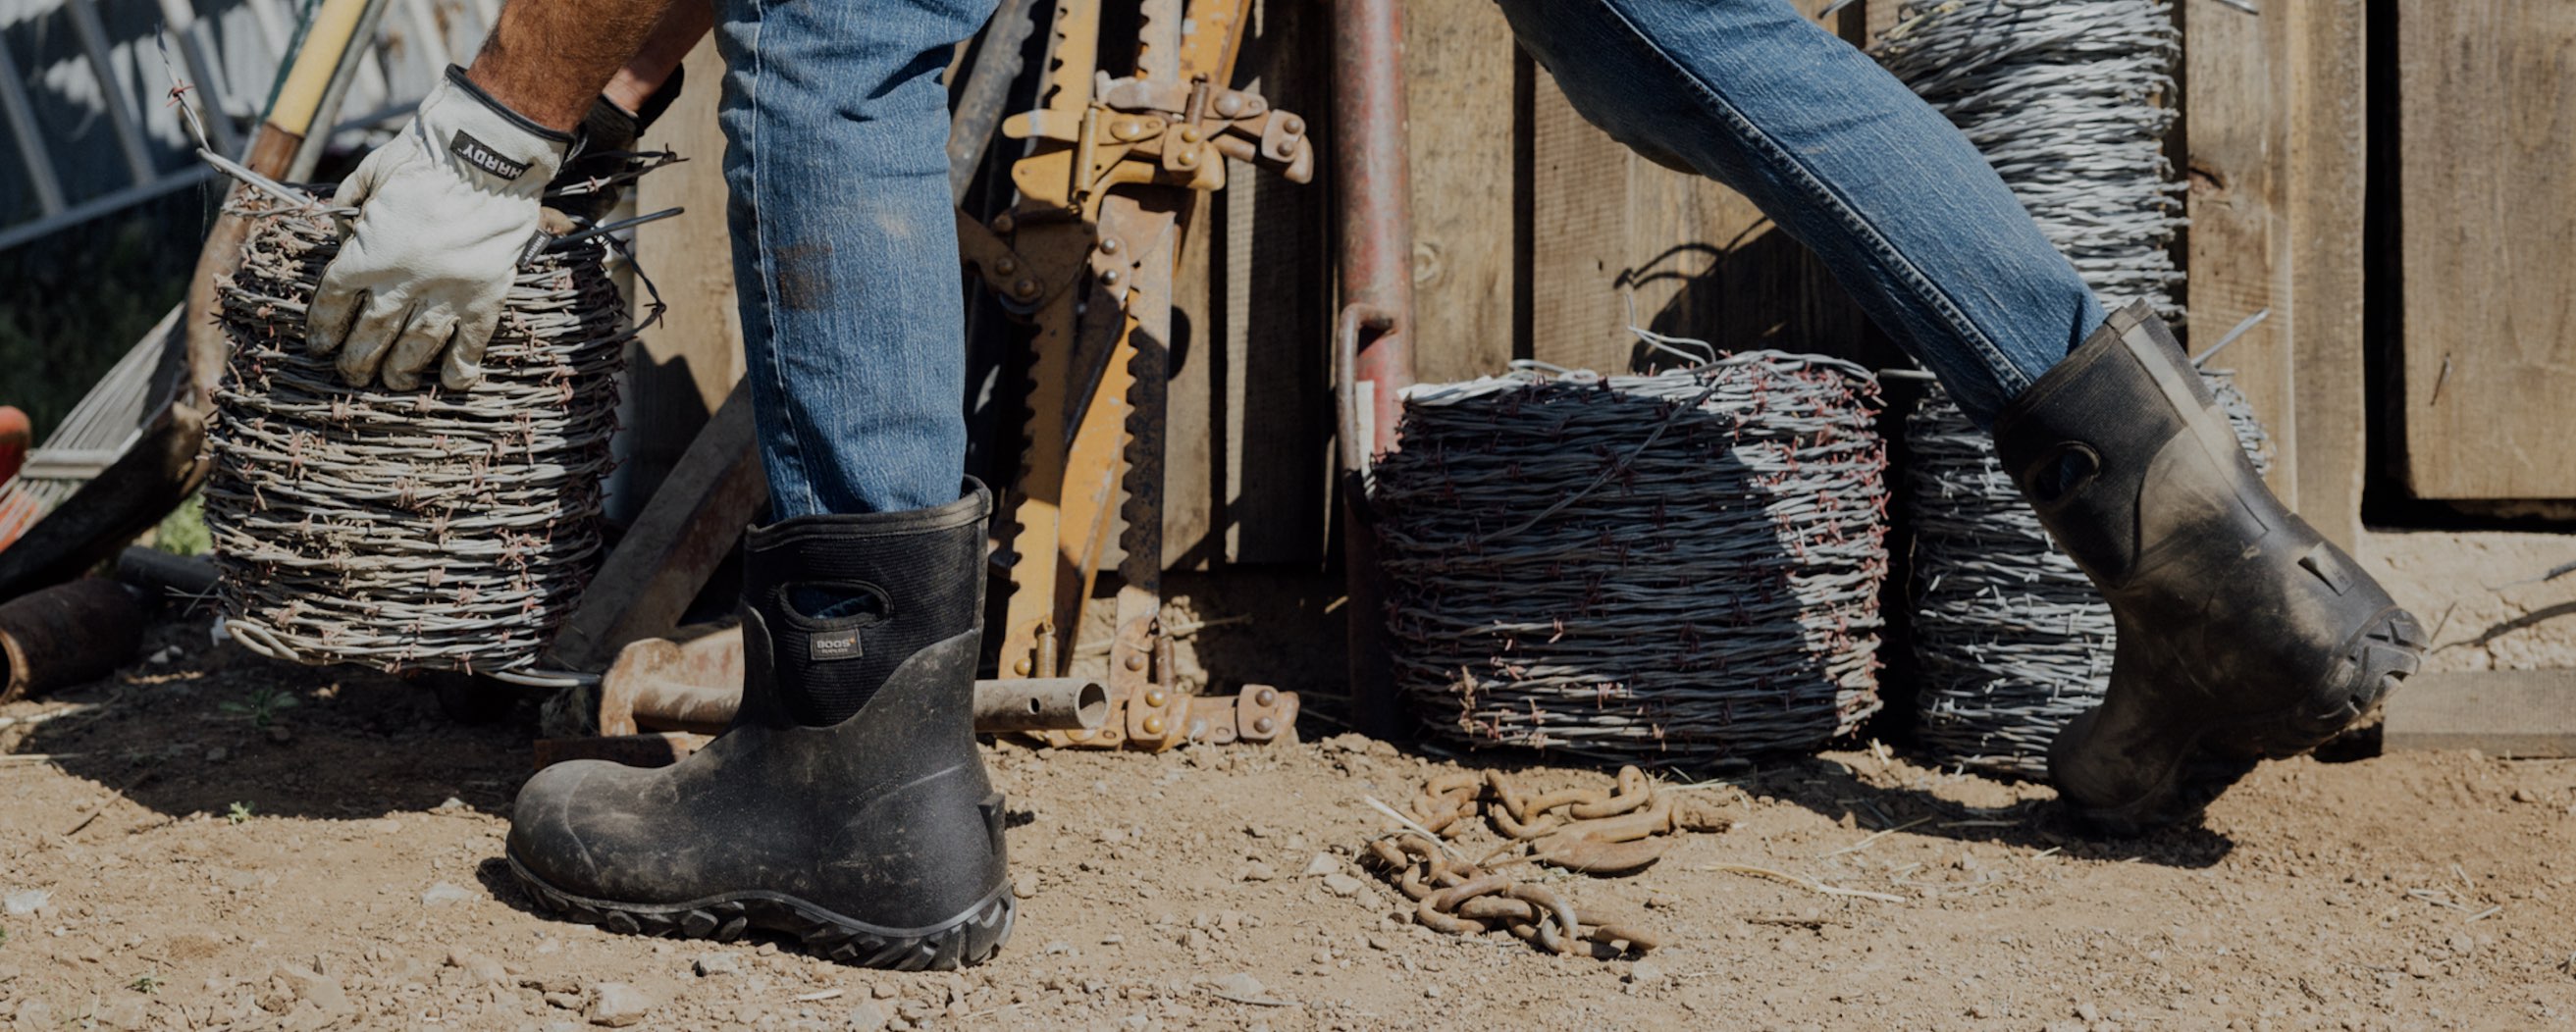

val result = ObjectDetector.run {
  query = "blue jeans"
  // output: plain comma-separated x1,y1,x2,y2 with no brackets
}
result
1493,0,2105,426
713,0,996,518
721,0,2102,518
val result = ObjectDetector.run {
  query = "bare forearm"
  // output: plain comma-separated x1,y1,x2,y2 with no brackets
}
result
605,0,712,115
466,0,686,130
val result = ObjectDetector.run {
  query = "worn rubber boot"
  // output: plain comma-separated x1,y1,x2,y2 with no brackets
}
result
1994,302,2424,835
505,483,1012,968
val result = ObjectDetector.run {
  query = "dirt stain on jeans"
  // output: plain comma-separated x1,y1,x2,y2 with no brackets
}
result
774,239,836,312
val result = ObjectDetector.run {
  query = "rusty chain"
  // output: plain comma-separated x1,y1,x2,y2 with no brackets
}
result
1362,765,1736,958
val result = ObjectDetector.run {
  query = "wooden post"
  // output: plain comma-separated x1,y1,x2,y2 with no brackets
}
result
1401,0,1519,383
2182,0,2299,510
2282,0,2368,548
626,38,748,512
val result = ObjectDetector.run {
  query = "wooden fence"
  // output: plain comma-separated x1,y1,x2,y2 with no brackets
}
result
627,0,2375,566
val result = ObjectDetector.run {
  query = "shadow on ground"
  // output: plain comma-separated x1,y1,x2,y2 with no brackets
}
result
11,615,539,825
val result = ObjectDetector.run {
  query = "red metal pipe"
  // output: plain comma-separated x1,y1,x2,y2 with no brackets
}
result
1330,0,1417,461
1330,0,1419,742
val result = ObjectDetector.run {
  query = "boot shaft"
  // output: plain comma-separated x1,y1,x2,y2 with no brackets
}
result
1992,302,2282,591
741,482,991,728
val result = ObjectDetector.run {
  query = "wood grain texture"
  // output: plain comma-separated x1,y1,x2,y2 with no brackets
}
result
2182,0,2298,508
2386,670,2576,757
1526,67,1630,373
1523,0,1878,377
1163,195,1217,570
2282,0,2369,547
627,39,748,513
2396,1,2576,499
1400,0,1519,383
1208,0,1330,566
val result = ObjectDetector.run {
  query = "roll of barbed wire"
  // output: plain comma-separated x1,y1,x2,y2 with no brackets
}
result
1875,0,2278,775
1369,354,1891,767
203,192,644,680
1875,0,2186,321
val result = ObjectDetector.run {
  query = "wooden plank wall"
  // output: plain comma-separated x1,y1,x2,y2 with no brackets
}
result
2393,1,2576,501
618,0,2370,567
1394,0,2365,543
1181,0,1334,567
1402,0,1884,381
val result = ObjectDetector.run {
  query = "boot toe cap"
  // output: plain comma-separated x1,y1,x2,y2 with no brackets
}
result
506,759,652,899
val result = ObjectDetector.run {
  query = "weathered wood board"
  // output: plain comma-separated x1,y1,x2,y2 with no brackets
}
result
2385,670,2576,758
2395,1,2576,500
1401,0,1520,384
2280,0,2367,550
1523,0,1879,377
627,38,748,513
2181,0,2297,507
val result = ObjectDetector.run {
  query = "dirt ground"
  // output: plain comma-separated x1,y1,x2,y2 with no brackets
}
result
2,531,2574,1032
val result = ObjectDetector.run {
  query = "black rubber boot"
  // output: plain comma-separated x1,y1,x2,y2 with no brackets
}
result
1994,302,2424,835
505,483,1013,968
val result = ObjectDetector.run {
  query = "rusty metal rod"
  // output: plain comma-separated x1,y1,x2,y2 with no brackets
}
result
599,624,1109,735
973,676,1111,732
612,675,1109,735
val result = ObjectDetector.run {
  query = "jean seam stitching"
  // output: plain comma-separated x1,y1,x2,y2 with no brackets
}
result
743,13,816,516
1592,0,2032,396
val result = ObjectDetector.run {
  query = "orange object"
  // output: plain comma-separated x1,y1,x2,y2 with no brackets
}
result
0,405,26,486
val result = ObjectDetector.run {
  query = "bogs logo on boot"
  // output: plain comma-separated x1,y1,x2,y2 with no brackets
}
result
808,629,865,661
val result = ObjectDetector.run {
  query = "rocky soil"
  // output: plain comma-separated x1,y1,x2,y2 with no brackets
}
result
0,529,2572,1031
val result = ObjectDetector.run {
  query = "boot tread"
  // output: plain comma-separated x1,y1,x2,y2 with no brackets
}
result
506,854,1015,970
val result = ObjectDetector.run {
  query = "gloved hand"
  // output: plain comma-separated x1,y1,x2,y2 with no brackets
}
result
549,65,684,226
307,67,572,391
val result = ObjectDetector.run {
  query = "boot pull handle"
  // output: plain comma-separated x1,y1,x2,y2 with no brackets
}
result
2018,441,2102,510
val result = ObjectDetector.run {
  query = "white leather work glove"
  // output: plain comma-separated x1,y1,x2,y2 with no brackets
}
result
307,67,572,390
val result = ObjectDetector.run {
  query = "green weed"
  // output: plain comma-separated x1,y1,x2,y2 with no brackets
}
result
218,687,298,728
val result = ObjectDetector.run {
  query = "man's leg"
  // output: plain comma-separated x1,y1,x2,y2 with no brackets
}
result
1493,0,2422,831
507,0,1017,968
717,0,980,517
1494,0,2099,427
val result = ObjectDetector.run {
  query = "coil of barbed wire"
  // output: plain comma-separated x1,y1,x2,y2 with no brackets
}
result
1875,0,2186,321
204,193,644,679
1369,354,1891,768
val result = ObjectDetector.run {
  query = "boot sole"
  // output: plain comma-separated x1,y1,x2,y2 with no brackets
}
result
2058,606,2425,837
503,853,1015,970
